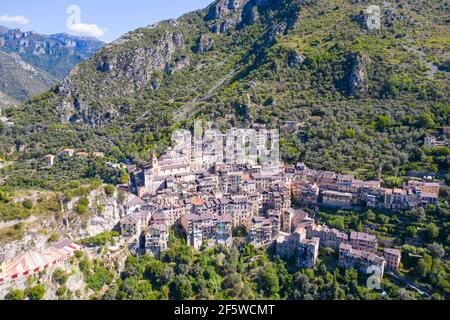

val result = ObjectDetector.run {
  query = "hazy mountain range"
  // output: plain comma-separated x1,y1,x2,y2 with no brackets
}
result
0,26,104,108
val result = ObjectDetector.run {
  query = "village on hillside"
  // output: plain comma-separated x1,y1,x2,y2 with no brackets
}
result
0,124,445,287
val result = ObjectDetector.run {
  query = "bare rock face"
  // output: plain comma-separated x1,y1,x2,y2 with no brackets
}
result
165,55,190,74
57,29,187,126
287,50,305,68
194,34,215,53
349,53,369,96
206,0,260,33
52,0,299,127
92,31,185,87
266,21,288,44
206,0,248,21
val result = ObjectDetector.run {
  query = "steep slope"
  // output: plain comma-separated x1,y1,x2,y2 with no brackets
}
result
1,0,449,175
43,0,446,124
0,26,104,104
0,50,56,106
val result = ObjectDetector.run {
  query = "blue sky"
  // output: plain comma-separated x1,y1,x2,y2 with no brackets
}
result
0,0,213,42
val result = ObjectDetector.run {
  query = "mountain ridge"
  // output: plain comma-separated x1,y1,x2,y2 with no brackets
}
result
0,25,104,105
1,0,448,175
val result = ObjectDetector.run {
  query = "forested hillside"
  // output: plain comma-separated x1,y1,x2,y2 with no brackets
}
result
1,0,448,188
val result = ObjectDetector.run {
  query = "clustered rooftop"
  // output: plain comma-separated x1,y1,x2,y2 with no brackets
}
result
115,143,439,275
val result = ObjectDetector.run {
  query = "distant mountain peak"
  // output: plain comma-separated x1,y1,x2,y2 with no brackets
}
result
0,25,104,104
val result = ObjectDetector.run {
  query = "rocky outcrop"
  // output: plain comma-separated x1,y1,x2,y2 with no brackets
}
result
0,26,103,105
93,31,185,86
348,53,369,96
287,50,305,68
166,55,190,74
56,29,188,125
194,34,215,53
206,0,265,33
0,187,129,261
206,0,248,21
265,21,288,44
0,187,134,300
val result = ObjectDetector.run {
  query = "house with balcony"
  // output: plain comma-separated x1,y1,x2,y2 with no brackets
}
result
243,216,279,248
338,244,386,278
144,223,168,258
321,190,353,208
349,232,378,253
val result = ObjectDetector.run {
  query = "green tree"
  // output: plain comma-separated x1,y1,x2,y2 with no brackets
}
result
257,264,280,298
22,199,34,210
418,112,435,129
27,284,46,300
119,277,153,300
405,226,417,238
328,217,345,231
0,189,12,203
374,115,390,132
170,275,193,300
56,285,67,297
6,288,25,300
365,210,376,222
356,221,363,232
75,197,89,214
425,223,440,240
383,176,402,188
144,258,166,286
417,254,433,278
343,128,356,139
120,173,130,185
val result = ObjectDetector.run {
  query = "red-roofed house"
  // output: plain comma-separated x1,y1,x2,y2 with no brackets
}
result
0,240,80,284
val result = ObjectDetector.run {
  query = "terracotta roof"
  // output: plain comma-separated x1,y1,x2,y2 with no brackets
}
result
147,223,167,233
384,248,401,256
125,196,145,208
191,197,205,206
294,226,306,235
421,192,438,198
350,231,377,242
121,214,141,224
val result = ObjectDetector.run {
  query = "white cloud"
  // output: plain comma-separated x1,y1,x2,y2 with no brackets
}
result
0,14,30,25
68,23,105,38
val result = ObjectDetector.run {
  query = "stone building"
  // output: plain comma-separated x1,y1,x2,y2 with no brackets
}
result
349,232,378,253
383,248,401,271
338,243,386,278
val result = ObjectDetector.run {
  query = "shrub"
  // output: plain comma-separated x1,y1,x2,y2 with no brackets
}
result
53,268,68,285
85,265,114,292
81,231,119,247
104,185,115,197
75,197,89,214
27,284,46,300
48,233,59,243
5,289,25,300
22,199,34,210
56,286,67,297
